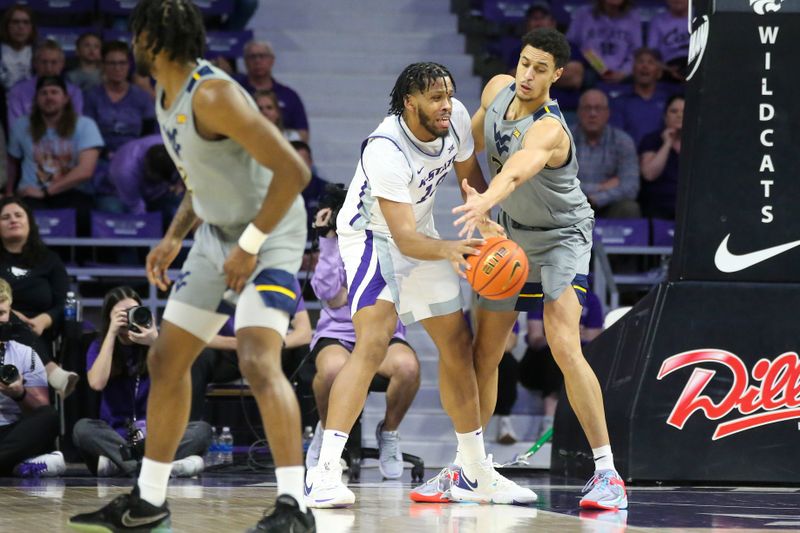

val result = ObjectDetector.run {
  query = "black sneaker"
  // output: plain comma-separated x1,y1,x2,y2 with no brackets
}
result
247,494,315,532
68,487,171,532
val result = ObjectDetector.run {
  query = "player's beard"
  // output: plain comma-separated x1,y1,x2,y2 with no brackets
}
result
418,107,449,139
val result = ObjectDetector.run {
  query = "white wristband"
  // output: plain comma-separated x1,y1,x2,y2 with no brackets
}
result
238,223,268,255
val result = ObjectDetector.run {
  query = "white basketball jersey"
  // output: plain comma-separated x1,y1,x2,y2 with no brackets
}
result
337,98,473,238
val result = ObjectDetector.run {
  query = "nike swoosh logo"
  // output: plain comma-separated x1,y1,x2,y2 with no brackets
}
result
500,261,523,291
304,481,313,495
334,432,348,439
417,166,424,174
461,472,479,490
121,510,169,528
714,234,800,273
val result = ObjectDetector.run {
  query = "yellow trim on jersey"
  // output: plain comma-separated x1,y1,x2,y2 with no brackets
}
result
544,105,551,114
255,285,296,299
572,285,587,293
192,72,201,80
519,293,544,298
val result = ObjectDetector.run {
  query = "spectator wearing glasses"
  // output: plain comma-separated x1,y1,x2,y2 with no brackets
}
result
0,5,37,92
574,89,640,219
236,41,309,142
6,39,84,129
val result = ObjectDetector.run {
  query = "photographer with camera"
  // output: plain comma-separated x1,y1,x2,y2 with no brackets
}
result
72,286,211,477
304,188,421,479
0,278,65,477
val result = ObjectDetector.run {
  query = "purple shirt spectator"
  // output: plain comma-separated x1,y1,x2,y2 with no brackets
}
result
566,5,643,76
86,340,150,437
638,130,680,219
647,11,689,65
106,135,172,211
6,75,83,127
83,83,154,155
235,74,309,132
7,115,103,194
610,84,672,147
310,236,404,349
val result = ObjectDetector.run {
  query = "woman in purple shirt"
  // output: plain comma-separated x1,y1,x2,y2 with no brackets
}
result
84,41,155,213
304,204,420,480
566,0,643,83
72,286,211,477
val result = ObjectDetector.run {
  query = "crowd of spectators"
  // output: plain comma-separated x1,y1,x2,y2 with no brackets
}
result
0,5,315,242
492,0,688,221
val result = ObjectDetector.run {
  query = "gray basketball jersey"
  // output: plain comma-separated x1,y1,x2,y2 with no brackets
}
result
484,82,593,228
155,60,305,236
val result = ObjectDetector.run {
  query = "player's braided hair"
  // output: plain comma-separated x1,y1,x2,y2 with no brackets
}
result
130,0,206,64
389,62,456,116
521,28,571,69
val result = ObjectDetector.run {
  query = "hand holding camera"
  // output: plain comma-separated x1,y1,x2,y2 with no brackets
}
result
313,208,336,238
0,364,23,399
126,306,157,346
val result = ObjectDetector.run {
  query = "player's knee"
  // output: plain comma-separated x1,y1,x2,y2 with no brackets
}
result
315,357,346,387
147,346,179,378
355,334,393,365
390,356,420,387
237,350,281,387
550,341,584,372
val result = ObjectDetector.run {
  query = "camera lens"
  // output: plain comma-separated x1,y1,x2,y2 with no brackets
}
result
0,364,19,385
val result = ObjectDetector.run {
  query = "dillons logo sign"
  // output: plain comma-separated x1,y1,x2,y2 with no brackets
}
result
657,349,800,440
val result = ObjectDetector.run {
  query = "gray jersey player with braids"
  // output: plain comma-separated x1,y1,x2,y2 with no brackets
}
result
454,28,629,511
68,1,314,532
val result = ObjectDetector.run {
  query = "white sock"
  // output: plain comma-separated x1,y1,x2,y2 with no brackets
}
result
318,429,348,468
456,428,487,465
452,448,462,467
276,466,307,512
137,458,172,507
592,445,616,472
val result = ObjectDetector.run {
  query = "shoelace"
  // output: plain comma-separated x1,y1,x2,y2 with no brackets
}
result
582,472,612,494
380,433,401,461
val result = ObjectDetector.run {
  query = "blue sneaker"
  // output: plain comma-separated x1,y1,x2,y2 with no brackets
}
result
580,470,628,510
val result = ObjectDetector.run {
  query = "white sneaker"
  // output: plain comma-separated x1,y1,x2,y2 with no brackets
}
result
171,455,205,478
13,451,66,478
97,455,120,477
376,420,403,479
304,461,355,508
496,416,518,445
450,454,538,505
305,421,323,469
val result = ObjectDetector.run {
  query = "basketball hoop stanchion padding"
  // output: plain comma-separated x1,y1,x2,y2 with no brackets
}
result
552,0,800,484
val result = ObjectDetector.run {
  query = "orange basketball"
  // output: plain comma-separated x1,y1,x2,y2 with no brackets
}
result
465,237,529,300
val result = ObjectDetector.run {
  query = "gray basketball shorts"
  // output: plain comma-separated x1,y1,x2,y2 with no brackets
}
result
476,210,594,313
163,218,307,342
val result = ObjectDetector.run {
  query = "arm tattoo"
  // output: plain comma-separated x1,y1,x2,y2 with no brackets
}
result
166,192,198,240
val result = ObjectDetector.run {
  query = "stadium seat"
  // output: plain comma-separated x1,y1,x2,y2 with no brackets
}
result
593,218,649,246
651,218,676,246
205,30,254,60
39,27,95,59
90,211,163,239
34,208,77,238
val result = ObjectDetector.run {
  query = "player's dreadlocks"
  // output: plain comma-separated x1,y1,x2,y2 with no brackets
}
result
130,0,206,64
389,62,456,116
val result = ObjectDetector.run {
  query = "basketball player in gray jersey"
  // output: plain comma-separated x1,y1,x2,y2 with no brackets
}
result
454,28,628,510
69,1,314,532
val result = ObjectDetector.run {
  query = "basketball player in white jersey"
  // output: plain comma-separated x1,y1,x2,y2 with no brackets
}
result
69,2,315,531
454,28,628,510
303,62,537,508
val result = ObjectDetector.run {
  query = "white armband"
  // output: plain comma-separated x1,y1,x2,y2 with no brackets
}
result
238,223,268,255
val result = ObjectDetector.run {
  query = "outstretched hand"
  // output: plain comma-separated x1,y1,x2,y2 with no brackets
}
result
452,179,493,238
